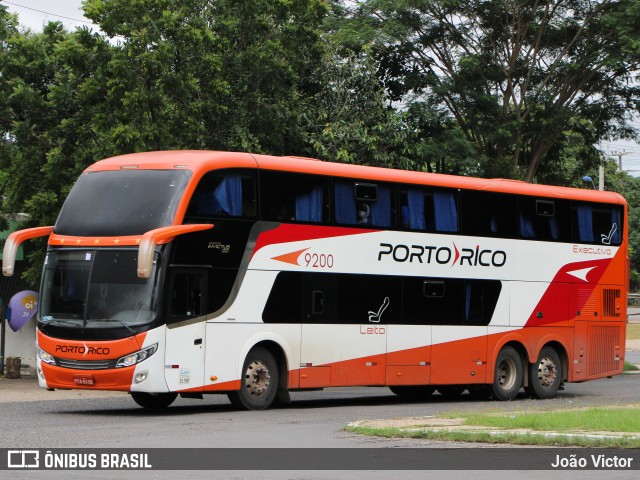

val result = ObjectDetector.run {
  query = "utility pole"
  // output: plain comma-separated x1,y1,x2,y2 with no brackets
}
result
612,150,630,172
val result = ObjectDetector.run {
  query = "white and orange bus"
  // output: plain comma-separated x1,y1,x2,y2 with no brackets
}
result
2,151,628,409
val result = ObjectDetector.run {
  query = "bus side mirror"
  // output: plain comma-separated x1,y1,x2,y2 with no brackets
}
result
137,224,214,278
2,226,54,276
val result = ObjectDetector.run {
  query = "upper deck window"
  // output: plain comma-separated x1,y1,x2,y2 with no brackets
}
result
187,171,256,219
573,202,622,246
461,191,517,238
519,197,571,242
401,188,458,233
334,180,394,227
261,171,329,223
55,170,191,236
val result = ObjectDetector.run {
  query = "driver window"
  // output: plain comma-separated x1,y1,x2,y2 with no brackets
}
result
170,271,206,322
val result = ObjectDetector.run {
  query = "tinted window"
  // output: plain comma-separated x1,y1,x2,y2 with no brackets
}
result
56,170,191,236
334,180,395,227
404,277,465,325
262,272,302,323
187,171,256,218
261,172,329,223
461,191,518,238
573,202,622,246
336,274,401,324
519,197,571,241
262,272,502,326
400,188,459,233
403,277,501,326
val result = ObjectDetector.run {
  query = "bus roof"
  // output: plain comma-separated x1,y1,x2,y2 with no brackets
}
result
86,150,627,205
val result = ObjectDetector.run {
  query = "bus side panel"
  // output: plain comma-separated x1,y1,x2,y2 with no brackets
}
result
386,325,430,386
301,324,386,387
430,326,487,385
203,323,301,391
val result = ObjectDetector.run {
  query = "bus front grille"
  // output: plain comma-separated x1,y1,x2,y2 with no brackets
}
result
56,358,117,370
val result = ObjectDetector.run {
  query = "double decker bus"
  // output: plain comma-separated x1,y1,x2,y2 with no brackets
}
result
3,151,627,410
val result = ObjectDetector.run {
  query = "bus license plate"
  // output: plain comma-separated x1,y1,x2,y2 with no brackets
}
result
73,374,95,386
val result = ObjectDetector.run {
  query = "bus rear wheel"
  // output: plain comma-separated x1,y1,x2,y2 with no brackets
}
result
489,346,522,401
525,346,562,399
131,392,178,410
228,347,279,410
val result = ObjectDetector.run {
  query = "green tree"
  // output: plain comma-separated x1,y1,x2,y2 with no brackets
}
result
83,0,328,154
0,20,116,283
301,44,478,173
345,0,640,182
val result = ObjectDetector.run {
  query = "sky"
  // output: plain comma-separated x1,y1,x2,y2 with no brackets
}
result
2,0,95,31
3,0,640,178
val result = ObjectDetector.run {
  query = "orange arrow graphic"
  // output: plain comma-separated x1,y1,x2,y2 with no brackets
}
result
271,248,308,266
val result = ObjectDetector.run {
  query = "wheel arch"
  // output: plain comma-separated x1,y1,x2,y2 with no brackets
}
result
532,339,569,384
488,333,529,379
238,334,292,392
251,339,289,392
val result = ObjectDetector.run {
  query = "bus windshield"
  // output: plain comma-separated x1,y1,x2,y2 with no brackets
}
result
55,169,191,236
39,250,161,329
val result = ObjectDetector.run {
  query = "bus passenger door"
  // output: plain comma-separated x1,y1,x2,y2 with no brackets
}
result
164,269,208,392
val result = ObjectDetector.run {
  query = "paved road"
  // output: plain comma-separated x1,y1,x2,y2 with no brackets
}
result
2,371,640,480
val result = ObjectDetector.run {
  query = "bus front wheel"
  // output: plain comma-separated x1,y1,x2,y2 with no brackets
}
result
228,347,279,410
525,346,562,399
131,392,178,410
489,346,522,401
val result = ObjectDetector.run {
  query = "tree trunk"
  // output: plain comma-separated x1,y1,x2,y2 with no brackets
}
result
5,357,21,379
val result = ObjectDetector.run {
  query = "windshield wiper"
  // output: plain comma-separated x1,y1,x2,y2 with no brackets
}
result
101,318,137,335
40,317,83,328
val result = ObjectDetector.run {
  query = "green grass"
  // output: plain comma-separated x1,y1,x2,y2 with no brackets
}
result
625,361,640,371
628,323,640,341
345,424,640,448
458,407,640,433
346,405,640,448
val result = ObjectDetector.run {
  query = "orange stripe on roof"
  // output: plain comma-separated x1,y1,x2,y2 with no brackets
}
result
82,150,627,209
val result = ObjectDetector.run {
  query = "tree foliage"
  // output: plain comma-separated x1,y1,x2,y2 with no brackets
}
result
345,0,640,181
1,1,640,286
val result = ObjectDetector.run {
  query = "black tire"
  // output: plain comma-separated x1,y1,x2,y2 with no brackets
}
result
228,347,279,410
130,392,177,410
525,346,562,399
489,346,523,401
436,385,466,398
389,386,435,400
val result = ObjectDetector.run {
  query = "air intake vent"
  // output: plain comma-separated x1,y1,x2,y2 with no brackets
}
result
603,289,621,318
588,325,621,377
578,289,597,316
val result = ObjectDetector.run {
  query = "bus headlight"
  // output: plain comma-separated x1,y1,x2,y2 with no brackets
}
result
116,344,158,368
37,347,56,365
